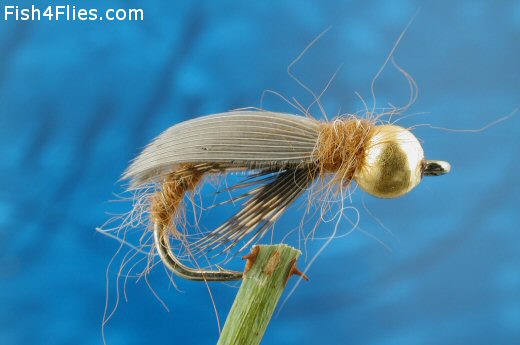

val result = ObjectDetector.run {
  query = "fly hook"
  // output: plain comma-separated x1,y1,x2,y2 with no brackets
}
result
154,222,243,281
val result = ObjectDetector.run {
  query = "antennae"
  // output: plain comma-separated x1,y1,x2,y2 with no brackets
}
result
260,89,308,114
386,55,418,121
370,10,420,117
422,109,518,133
287,26,332,120
305,63,344,117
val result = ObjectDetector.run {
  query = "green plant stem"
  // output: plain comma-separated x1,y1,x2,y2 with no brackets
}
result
217,244,302,345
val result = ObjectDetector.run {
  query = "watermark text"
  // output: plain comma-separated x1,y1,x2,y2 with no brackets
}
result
4,5,144,22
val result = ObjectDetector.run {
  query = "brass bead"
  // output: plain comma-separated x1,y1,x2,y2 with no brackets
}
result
354,125,424,198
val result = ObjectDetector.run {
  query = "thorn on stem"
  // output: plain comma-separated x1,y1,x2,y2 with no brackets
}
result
242,246,260,275
284,258,309,286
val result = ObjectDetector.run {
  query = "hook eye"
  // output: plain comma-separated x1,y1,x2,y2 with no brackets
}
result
423,160,451,177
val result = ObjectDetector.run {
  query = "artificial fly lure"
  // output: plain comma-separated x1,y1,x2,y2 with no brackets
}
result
121,110,450,281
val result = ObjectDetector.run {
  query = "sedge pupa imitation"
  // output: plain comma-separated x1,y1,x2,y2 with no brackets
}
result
100,22,451,286
120,109,450,281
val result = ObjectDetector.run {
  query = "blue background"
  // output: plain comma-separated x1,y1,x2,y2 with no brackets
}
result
1,1,519,344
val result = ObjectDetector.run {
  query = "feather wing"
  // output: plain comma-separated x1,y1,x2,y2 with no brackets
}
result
194,167,317,255
123,111,320,187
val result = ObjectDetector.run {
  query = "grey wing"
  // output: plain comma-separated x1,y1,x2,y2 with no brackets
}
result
123,111,321,187
193,167,317,255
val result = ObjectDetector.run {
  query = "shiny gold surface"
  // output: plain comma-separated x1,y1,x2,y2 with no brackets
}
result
354,125,424,198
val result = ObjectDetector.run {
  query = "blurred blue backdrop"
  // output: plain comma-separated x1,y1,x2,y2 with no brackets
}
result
1,1,519,344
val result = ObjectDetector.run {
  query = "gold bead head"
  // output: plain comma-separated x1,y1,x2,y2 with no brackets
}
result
354,125,424,198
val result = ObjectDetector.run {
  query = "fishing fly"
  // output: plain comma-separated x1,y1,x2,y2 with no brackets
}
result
120,108,450,282
101,23,451,289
